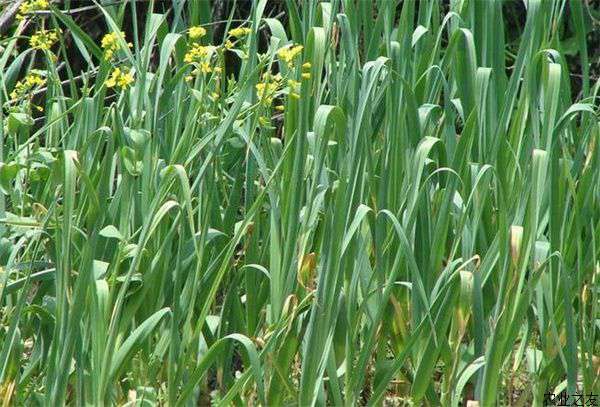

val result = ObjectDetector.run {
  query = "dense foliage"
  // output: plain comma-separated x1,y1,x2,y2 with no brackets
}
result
0,0,598,405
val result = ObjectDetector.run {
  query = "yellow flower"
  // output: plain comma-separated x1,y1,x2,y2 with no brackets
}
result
224,40,234,49
255,81,278,106
255,72,283,106
101,32,131,60
10,71,46,101
17,0,49,20
214,66,223,74
301,72,311,80
106,67,134,89
302,62,312,70
184,43,210,64
287,79,300,93
29,29,60,51
25,73,45,87
189,26,207,40
228,27,252,38
200,62,212,74
274,105,284,112
277,44,303,68
117,70,134,88
105,67,120,88
101,33,118,58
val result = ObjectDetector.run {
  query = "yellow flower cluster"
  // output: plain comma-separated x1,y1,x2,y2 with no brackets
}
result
287,79,300,100
228,27,252,38
10,72,46,100
256,82,278,104
29,29,60,50
189,26,207,40
301,62,312,80
200,62,212,74
184,43,210,64
17,0,49,20
277,44,303,68
105,67,134,90
186,65,223,82
101,32,131,60
187,26,215,79
256,73,282,106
